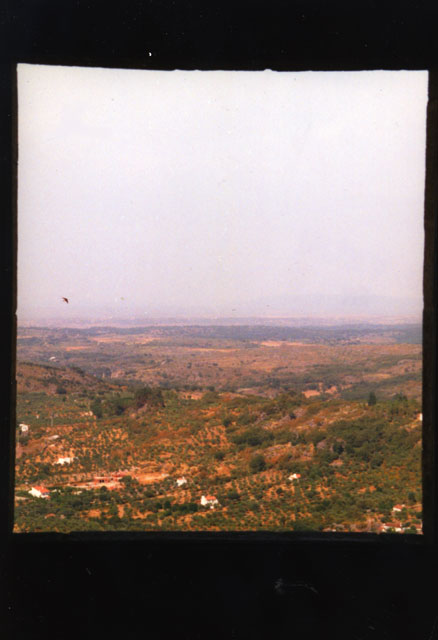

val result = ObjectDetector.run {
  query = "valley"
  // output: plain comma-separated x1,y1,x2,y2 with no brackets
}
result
14,322,422,534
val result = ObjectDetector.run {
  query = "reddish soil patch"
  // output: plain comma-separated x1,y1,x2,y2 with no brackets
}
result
134,471,169,485
303,390,320,398
65,345,93,351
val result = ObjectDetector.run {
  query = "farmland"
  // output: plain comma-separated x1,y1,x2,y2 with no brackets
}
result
14,323,422,533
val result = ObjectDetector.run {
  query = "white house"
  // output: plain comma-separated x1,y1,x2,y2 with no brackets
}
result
176,477,187,487
29,486,50,499
392,504,406,513
55,456,74,465
288,473,301,482
19,423,29,433
200,495,219,509
49,356,57,361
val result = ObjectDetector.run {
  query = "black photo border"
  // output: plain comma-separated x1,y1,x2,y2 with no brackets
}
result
1,1,437,638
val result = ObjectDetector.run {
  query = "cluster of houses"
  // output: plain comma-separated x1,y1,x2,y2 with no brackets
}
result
374,504,422,534
25,475,421,533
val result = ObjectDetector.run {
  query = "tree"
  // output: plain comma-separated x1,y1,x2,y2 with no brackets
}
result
134,386,164,409
249,454,266,474
367,392,377,406
333,441,344,456
90,398,103,419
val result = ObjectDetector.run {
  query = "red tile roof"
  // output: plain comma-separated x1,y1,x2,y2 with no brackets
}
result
33,486,49,493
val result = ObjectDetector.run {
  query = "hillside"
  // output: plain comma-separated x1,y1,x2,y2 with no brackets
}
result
16,361,118,395
14,330,422,534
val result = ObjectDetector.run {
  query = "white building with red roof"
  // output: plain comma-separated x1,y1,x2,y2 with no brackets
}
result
200,495,219,508
29,486,50,499
392,504,406,513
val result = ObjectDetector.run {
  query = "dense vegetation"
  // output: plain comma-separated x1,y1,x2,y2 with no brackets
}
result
14,326,422,534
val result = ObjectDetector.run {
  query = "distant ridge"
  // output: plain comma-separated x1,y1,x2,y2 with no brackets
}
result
17,314,422,330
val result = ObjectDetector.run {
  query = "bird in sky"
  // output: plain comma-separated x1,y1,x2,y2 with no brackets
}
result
61,297,69,304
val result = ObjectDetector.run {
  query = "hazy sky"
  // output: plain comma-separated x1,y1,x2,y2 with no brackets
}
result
17,65,428,320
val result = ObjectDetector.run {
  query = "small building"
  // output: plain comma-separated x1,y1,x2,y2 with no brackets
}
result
55,456,74,465
29,486,50,499
93,476,111,484
392,504,406,513
49,356,57,361
200,495,219,509
288,473,301,482
176,477,187,487
19,423,29,433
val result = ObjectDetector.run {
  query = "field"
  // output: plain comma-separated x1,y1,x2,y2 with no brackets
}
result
14,323,422,533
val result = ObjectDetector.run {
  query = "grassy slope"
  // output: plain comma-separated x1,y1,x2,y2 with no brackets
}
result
14,361,422,533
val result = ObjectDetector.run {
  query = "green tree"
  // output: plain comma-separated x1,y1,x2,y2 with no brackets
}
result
134,386,164,409
90,398,103,419
249,454,266,474
333,441,344,456
367,391,377,406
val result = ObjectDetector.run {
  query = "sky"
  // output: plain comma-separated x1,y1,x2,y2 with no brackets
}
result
17,65,428,322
